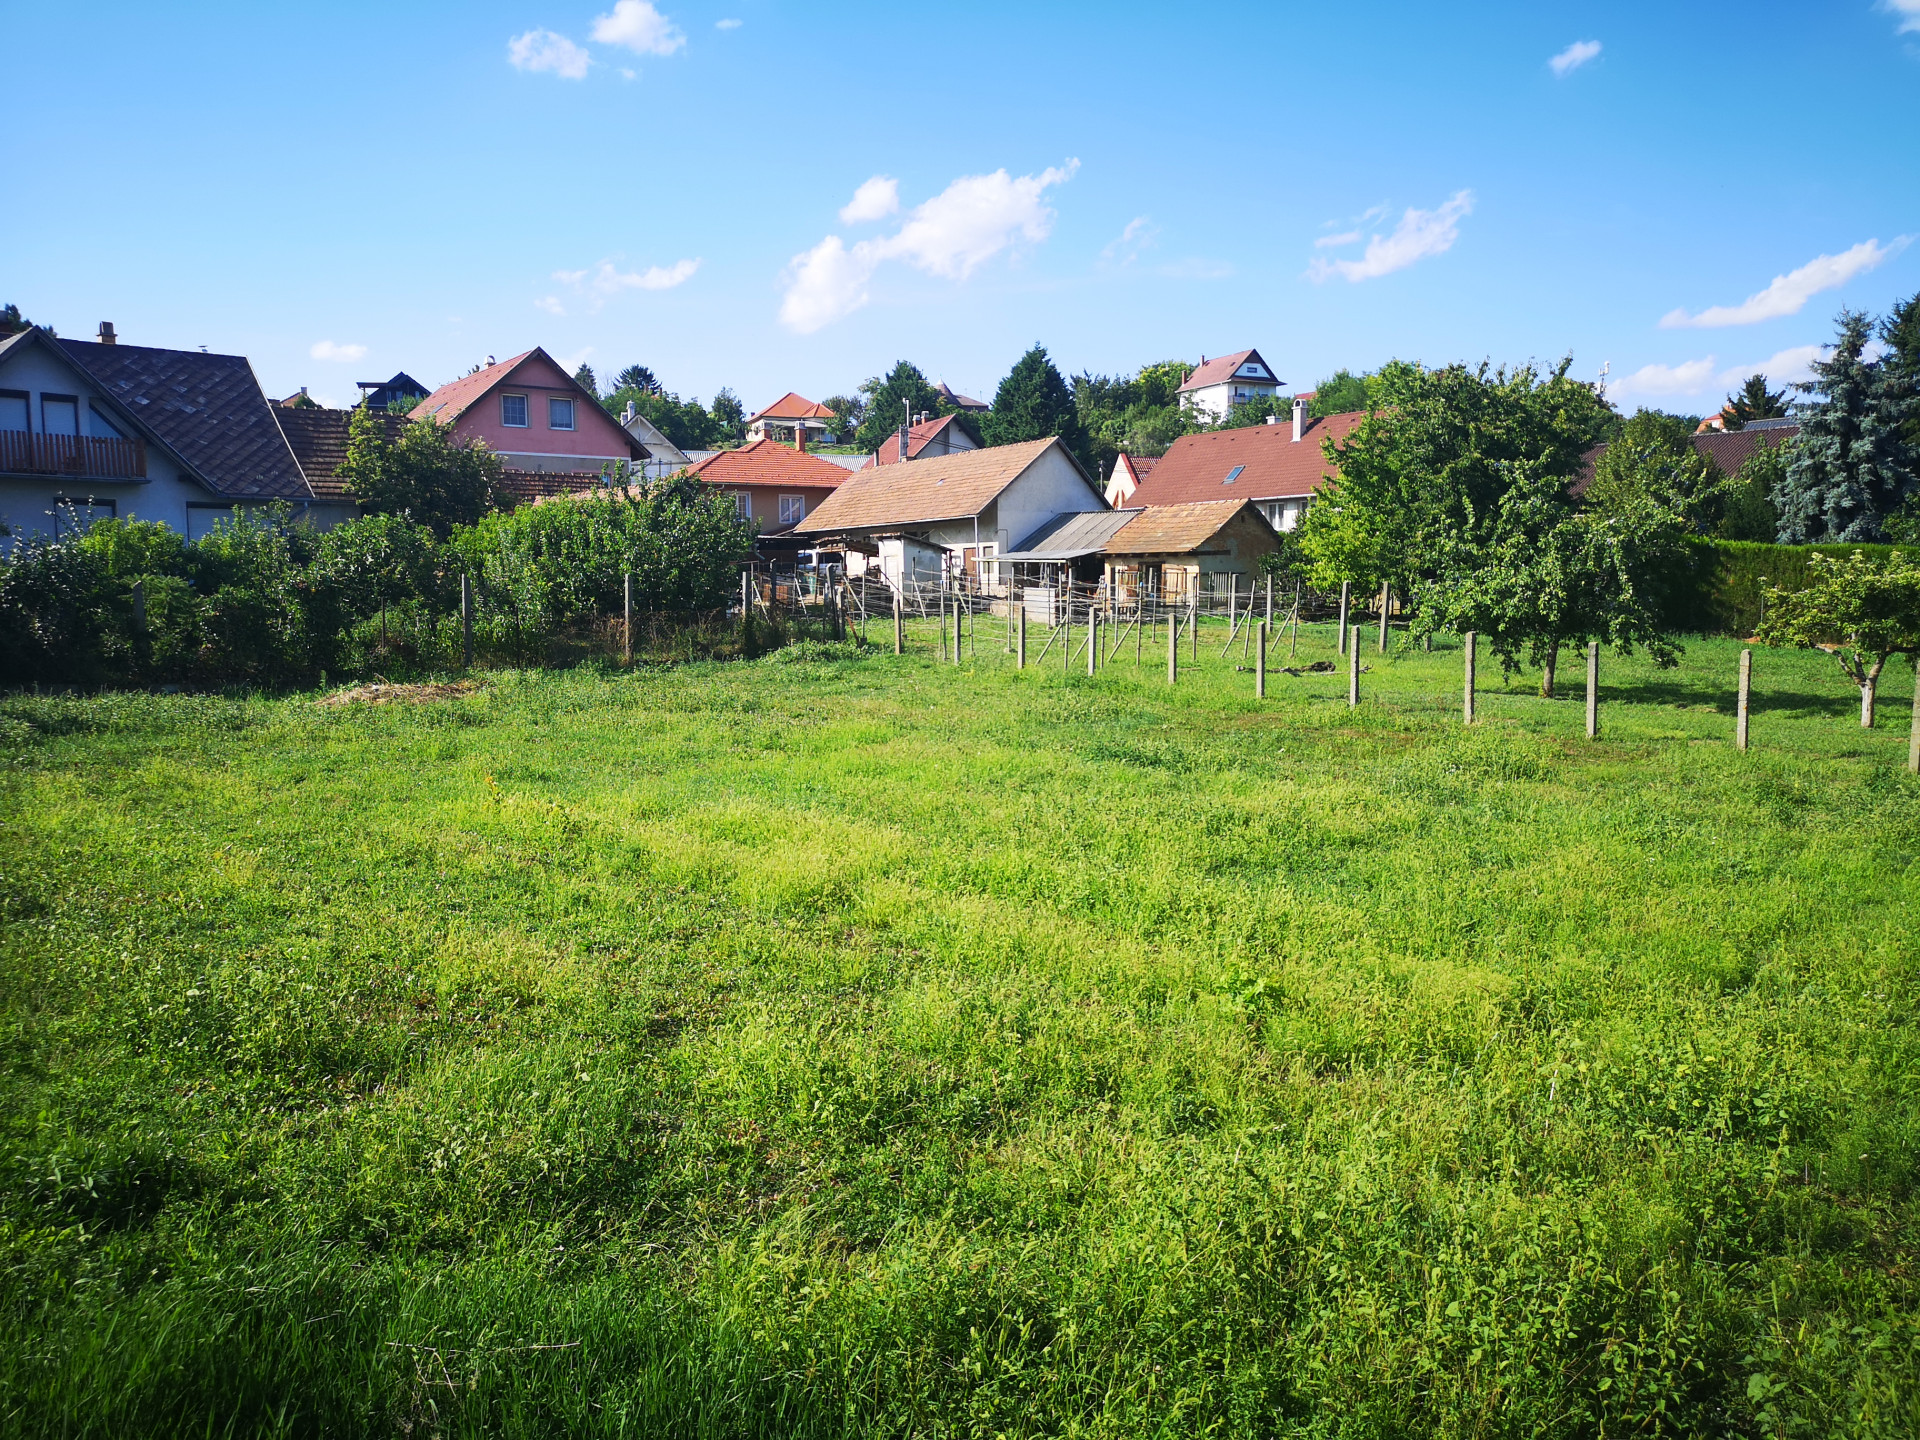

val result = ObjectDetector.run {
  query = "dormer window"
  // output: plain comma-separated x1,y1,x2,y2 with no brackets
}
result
548,397,575,431
501,394,529,427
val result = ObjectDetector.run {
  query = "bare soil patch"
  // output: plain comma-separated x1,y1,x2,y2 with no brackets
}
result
314,681,482,707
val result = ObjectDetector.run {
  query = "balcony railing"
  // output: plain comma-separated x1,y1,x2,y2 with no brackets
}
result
0,429,147,480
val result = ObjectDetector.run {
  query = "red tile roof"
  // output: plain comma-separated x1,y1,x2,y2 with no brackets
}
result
687,439,851,489
748,392,836,423
409,350,539,425
1177,349,1276,394
871,413,976,465
1126,413,1363,507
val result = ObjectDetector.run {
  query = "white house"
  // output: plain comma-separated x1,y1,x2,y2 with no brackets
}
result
793,436,1107,592
1103,452,1158,507
1177,348,1282,423
618,400,693,478
0,324,352,543
745,392,839,445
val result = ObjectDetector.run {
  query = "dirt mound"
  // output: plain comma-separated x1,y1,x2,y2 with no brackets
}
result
315,681,481,707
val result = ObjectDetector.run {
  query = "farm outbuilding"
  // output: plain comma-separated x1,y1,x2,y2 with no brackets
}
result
1101,498,1281,601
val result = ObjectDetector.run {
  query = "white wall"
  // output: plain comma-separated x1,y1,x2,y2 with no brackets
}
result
988,445,1106,557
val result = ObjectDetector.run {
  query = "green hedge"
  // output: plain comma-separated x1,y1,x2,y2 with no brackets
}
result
1688,539,1920,635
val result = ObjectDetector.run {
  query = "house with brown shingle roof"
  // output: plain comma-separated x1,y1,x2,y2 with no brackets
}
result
684,439,850,550
794,436,1106,591
1177,348,1283,422
871,413,979,467
1129,402,1362,531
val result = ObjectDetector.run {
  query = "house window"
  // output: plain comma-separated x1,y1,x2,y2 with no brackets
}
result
54,497,116,537
730,492,751,518
1223,465,1245,485
548,397,575,430
500,394,529,428
0,390,26,431
778,494,805,525
41,395,80,436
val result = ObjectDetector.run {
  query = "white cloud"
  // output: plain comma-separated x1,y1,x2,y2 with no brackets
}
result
556,259,701,298
779,236,875,334
621,68,637,80
590,1,684,55
1100,215,1158,265
1314,230,1362,248
508,29,590,79
1884,1,1920,34
1606,356,1720,404
779,161,1079,332
1607,345,1829,406
535,296,567,316
1307,190,1474,283
1158,257,1233,281
1659,237,1910,327
1549,40,1602,77
839,176,900,225
309,340,367,362
716,16,742,28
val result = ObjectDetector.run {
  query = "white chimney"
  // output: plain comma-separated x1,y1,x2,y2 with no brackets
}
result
1265,414,1278,425
1291,395,1306,443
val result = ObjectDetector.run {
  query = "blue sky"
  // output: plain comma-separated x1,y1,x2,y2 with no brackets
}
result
7,1,1918,417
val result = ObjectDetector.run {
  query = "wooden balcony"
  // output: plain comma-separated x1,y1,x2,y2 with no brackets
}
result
0,429,147,480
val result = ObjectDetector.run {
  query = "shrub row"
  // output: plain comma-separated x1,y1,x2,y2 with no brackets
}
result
1689,539,1920,634
0,479,754,689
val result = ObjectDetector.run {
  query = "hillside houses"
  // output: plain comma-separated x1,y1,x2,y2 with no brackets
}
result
1128,399,1360,532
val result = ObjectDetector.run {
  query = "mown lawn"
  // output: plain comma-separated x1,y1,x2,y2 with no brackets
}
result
1,621,1917,1438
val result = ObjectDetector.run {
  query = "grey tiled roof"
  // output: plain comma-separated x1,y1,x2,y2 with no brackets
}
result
60,340,311,500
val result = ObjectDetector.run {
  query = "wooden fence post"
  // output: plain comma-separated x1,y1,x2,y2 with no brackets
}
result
1738,648,1752,751
1462,631,1475,725
460,574,473,670
1168,614,1178,686
1337,581,1349,655
1586,641,1599,739
1378,581,1390,653
1348,626,1360,707
1256,620,1267,699
893,590,904,656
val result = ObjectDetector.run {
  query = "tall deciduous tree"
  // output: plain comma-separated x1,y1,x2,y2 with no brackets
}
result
982,344,1089,469
338,408,504,537
1584,409,1728,534
1721,374,1789,429
1772,309,1918,542
1759,550,1920,727
1308,369,1371,418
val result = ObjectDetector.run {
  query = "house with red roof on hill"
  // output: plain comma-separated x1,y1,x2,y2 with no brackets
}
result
1127,398,1362,532
746,393,839,446
1177,348,1283,422
871,412,980,467
686,438,850,553
409,348,647,506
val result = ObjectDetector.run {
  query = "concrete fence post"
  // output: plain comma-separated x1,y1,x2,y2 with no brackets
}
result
1087,610,1098,676
1337,581,1349,655
624,571,634,664
1348,626,1361,707
1909,658,1919,773
1256,620,1267,699
461,574,473,670
1016,604,1026,669
1586,641,1599,739
1168,614,1178,686
1463,631,1476,725
1738,648,1752,751
1378,581,1390,653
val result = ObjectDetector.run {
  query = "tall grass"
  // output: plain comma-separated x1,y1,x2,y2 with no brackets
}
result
1,623,1916,1437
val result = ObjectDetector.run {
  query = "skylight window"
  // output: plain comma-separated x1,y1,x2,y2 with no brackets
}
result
1223,465,1245,484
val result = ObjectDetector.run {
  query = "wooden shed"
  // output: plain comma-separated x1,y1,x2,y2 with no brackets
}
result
1102,498,1280,601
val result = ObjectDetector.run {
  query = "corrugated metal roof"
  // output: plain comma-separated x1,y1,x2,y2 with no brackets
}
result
1001,508,1141,560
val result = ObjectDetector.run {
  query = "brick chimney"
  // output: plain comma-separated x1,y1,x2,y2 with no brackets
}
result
97,321,117,345
794,425,807,454
1291,394,1306,443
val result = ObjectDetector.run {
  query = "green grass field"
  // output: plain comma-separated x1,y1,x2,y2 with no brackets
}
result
2,620,1917,1438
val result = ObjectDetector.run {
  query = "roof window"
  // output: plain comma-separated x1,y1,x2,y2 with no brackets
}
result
1223,465,1245,484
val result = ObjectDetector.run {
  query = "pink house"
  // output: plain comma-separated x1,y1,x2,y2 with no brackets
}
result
410,349,644,476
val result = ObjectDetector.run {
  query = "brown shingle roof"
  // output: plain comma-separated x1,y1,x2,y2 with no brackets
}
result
274,407,407,502
499,468,601,506
794,437,1067,534
687,439,850,489
1105,499,1273,555
1177,349,1280,393
1127,414,1361,507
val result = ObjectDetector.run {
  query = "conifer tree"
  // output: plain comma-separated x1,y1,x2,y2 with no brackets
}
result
1721,373,1789,429
982,344,1090,470
1772,310,1918,542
